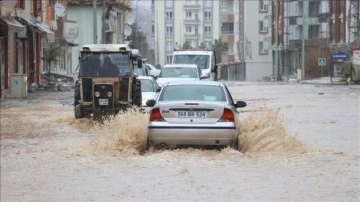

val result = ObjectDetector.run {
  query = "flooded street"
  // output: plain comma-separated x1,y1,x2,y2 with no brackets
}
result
1,82,359,201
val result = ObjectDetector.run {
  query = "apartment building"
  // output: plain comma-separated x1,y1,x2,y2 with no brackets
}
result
67,0,131,73
280,0,359,80
244,0,273,81
152,0,221,66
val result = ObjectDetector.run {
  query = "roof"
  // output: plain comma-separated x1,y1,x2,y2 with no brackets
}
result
163,80,223,87
162,64,198,68
173,50,214,56
82,44,130,52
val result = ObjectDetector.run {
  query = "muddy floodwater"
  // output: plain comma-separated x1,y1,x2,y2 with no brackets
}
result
1,82,359,201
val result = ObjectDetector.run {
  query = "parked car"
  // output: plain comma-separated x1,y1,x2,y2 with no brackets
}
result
137,76,159,108
156,64,203,87
146,80,247,150
144,63,161,78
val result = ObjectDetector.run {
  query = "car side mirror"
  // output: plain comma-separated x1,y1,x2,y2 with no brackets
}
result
146,99,156,107
156,86,161,92
235,101,246,108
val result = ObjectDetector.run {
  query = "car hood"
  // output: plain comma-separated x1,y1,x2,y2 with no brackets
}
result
157,78,199,86
142,92,158,101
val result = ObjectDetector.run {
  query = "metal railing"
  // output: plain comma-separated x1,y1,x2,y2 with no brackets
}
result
217,62,245,81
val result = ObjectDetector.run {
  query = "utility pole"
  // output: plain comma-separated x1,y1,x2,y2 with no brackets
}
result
301,0,308,80
274,0,279,80
93,0,97,44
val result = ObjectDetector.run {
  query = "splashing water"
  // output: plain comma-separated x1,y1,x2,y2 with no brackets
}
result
88,107,149,156
238,109,307,155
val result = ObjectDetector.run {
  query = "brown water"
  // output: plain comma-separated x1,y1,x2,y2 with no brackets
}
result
1,86,359,201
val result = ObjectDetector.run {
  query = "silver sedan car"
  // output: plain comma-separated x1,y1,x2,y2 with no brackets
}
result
146,80,247,150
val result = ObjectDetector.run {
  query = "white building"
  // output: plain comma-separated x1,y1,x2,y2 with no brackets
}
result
153,0,221,66
67,0,130,71
244,0,273,81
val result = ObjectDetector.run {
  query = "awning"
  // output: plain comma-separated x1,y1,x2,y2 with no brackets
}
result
34,22,55,42
0,17,25,31
17,18,55,42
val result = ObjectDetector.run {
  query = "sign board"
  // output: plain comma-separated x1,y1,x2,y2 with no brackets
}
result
331,52,348,60
318,58,326,66
353,50,360,65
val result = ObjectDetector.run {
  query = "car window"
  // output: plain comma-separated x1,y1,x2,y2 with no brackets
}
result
140,79,155,92
159,85,226,101
159,67,198,78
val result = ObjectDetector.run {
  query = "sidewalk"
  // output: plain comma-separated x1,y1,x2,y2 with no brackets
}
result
301,76,347,85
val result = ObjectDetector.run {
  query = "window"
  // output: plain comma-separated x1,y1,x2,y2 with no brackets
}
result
166,41,174,51
205,41,212,49
259,21,268,33
166,55,173,63
165,0,173,8
204,11,211,21
186,11,192,19
259,41,268,54
186,26,192,33
166,26,173,37
204,0,212,8
204,26,211,37
259,0,268,12
166,11,173,21
221,23,234,34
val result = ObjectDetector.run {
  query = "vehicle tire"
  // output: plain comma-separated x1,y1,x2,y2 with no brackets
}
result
132,79,142,107
74,81,80,106
146,136,154,152
232,135,240,151
75,104,84,119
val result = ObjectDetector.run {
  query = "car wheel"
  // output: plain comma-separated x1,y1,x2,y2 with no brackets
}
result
132,79,142,107
146,136,154,152
74,81,80,105
75,104,83,119
232,135,240,151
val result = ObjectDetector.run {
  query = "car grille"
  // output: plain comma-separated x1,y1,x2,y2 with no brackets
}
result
93,84,114,107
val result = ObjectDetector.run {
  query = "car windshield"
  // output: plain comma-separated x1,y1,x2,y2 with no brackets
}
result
159,67,198,78
79,53,131,77
173,55,209,70
159,85,226,101
140,79,155,92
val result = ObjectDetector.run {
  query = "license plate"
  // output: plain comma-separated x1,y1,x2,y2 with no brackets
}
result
177,111,207,118
99,99,109,105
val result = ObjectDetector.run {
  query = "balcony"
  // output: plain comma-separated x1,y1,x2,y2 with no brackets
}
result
221,53,235,63
221,34,234,43
183,4,200,10
184,33,200,39
221,14,234,23
184,19,200,25
297,17,319,25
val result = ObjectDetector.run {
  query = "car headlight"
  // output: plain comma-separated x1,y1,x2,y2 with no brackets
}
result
94,92,100,97
107,92,112,97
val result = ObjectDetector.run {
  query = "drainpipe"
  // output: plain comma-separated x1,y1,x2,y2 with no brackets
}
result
93,0,97,44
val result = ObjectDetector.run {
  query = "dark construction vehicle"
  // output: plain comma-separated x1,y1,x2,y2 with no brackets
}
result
74,44,142,120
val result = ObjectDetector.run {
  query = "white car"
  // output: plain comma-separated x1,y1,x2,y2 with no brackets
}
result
144,63,161,77
156,64,203,87
137,76,160,107
146,80,247,150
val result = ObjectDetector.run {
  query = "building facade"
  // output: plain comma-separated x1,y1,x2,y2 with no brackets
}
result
67,0,131,71
244,0,273,81
152,0,221,66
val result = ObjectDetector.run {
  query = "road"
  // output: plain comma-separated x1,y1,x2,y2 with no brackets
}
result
1,82,359,201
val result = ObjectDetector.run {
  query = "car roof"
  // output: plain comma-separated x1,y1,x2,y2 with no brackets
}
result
137,76,155,80
162,64,198,68
162,80,223,87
